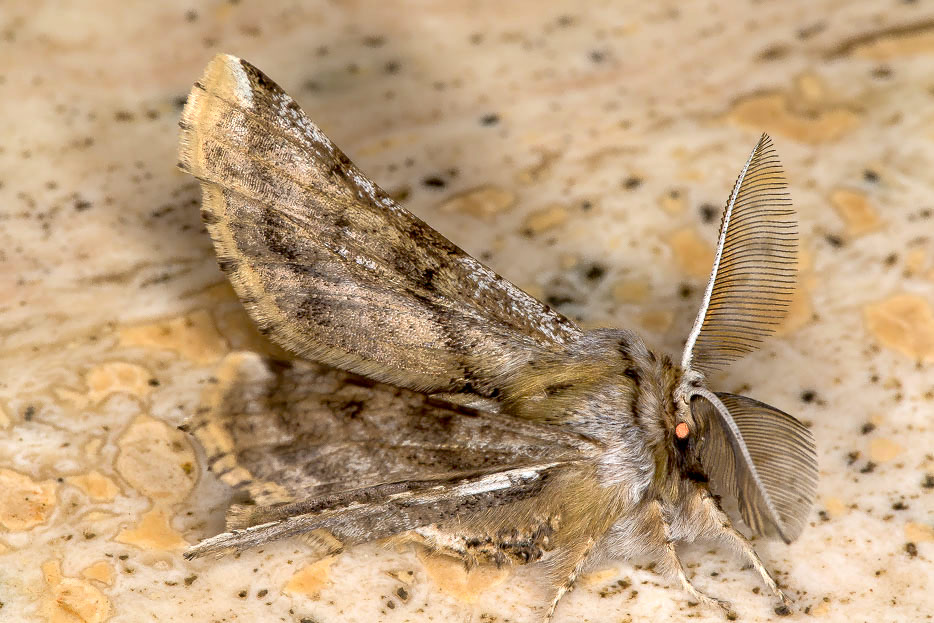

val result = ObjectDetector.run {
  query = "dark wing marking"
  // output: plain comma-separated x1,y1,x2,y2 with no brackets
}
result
178,54,580,396
690,389,817,543
184,352,602,558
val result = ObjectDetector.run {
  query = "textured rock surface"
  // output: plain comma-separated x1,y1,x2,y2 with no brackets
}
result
1,1,932,621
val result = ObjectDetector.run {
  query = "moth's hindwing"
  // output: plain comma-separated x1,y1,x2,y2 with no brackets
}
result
178,54,580,398
185,352,602,559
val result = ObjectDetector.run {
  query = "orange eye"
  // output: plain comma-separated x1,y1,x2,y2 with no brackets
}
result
674,422,690,439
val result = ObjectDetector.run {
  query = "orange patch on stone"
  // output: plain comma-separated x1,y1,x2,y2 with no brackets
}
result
81,561,115,586
119,310,228,364
658,190,685,215
864,294,934,362
638,310,674,333
612,278,650,303
85,362,154,403
66,471,120,502
440,186,516,220
0,404,10,428
116,507,188,551
416,549,510,603
905,522,934,542
284,556,336,599
728,92,860,144
868,438,904,462
41,559,112,623
823,497,847,518
522,204,569,234
115,415,196,503
0,469,58,531
667,228,715,279
830,189,880,236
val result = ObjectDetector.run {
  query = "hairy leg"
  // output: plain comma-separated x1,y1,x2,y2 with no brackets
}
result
699,494,791,606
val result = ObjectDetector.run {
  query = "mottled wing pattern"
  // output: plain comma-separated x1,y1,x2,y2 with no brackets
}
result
178,54,580,396
681,134,796,374
184,352,601,558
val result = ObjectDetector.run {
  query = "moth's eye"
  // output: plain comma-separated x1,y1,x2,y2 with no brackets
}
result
674,422,690,440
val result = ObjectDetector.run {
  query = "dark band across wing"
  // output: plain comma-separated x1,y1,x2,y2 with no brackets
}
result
184,352,599,557
177,54,580,396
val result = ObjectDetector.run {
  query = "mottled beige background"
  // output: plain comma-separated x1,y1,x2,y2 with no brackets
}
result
1,1,932,622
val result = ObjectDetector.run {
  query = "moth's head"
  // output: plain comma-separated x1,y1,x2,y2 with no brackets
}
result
655,134,818,543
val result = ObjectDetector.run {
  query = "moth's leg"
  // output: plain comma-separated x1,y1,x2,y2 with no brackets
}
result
651,500,735,617
699,494,791,607
544,538,595,622
663,540,734,615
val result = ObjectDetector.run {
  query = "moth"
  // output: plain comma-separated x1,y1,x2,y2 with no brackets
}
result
177,54,818,620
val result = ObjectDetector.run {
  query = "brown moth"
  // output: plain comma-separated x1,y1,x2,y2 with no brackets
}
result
178,54,818,620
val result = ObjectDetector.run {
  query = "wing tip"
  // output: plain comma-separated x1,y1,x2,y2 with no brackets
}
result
177,53,255,174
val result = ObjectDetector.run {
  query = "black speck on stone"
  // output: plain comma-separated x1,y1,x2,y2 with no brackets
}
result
774,605,791,617
184,575,197,586
422,176,446,189
118,554,129,560
678,283,693,299
818,510,829,521
906,542,918,557
800,390,816,403
362,35,385,47
24,405,35,420
921,473,934,489
623,176,642,190
185,9,198,22
386,600,396,609
846,451,860,465
114,110,134,122
148,378,160,387
384,60,400,74
825,234,844,248
860,422,876,434
238,590,247,598
173,95,188,109
892,500,908,510
884,252,898,266
871,65,893,79
589,50,607,63
480,113,500,126
546,294,576,307
584,263,606,281
395,586,409,601
860,461,877,474
699,203,718,223
257,589,268,598
863,169,880,183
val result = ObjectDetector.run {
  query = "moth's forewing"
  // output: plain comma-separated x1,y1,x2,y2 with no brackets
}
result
178,54,580,398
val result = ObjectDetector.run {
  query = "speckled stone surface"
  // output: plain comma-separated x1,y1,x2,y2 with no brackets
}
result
1,2,932,622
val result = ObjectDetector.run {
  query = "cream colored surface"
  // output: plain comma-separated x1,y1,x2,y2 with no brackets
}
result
1,1,932,621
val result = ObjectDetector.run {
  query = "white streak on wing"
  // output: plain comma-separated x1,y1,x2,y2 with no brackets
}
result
223,55,254,108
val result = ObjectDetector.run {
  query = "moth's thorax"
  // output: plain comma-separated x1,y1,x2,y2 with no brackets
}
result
500,329,685,504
